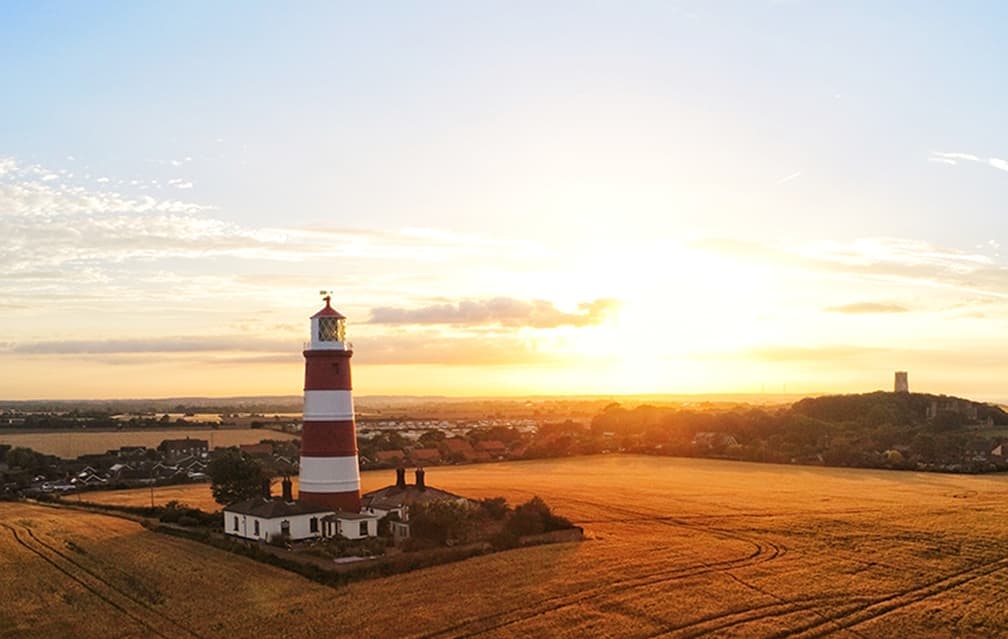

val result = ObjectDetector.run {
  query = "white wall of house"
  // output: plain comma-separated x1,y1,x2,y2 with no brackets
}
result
223,510,332,541
331,516,378,539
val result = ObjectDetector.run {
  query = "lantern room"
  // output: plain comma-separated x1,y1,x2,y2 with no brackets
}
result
309,295,350,351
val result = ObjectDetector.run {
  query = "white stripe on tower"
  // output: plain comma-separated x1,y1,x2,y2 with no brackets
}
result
298,457,361,493
302,390,354,421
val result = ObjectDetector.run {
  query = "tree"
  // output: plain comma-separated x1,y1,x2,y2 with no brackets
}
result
207,450,266,505
418,430,446,447
6,447,42,473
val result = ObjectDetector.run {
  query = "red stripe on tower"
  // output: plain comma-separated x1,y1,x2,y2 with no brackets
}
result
298,295,362,513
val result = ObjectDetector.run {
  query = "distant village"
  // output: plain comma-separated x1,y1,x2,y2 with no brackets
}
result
4,372,1008,502
0,416,542,498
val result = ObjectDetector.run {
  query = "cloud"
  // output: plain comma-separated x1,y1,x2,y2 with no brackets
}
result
930,151,980,163
5,332,558,367
7,336,296,354
0,162,211,217
929,151,1008,173
741,344,1008,369
694,235,1008,300
368,297,619,328
776,171,802,185
990,158,1008,172
0,156,543,287
744,345,884,363
355,333,556,365
824,302,909,314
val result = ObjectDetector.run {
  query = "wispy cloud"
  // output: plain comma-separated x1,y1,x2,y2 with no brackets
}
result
824,302,909,314
6,332,558,367
7,336,296,354
692,235,1008,301
0,155,543,282
929,150,1008,173
740,343,1008,369
369,297,619,328
776,170,802,185
0,156,210,218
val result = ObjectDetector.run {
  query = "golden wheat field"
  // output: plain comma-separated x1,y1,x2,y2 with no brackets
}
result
4,454,1008,638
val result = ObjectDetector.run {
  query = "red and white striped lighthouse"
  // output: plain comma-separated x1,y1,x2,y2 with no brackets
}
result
298,295,361,513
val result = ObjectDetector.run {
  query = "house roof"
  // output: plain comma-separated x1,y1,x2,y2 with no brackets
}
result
225,497,333,518
410,448,442,462
376,450,405,461
322,511,378,521
443,438,474,453
477,440,507,452
362,484,468,511
160,438,208,449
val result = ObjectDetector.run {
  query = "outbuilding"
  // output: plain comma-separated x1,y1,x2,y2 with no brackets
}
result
320,512,379,539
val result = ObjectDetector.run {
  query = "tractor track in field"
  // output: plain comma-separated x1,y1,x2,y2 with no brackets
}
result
773,554,1008,639
2,523,205,639
419,499,786,639
642,594,871,639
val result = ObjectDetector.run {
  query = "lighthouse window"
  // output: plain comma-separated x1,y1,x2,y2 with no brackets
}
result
318,317,344,342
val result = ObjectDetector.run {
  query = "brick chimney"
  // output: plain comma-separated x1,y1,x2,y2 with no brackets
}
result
395,467,406,489
281,476,293,502
261,477,271,499
415,467,426,491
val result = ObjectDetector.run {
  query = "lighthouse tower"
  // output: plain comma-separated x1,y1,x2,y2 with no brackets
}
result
298,296,361,513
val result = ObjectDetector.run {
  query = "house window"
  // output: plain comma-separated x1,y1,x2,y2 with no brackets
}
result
233,516,239,531
309,517,318,533
359,521,368,537
254,520,260,536
281,520,290,537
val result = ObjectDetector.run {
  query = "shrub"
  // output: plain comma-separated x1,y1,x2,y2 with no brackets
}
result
505,496,572,537
479,496,510,520
409,501,478,546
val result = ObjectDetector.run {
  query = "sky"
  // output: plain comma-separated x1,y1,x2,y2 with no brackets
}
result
2,2,1008,400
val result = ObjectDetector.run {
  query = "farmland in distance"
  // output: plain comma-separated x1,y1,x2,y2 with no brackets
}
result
0,428,295,458
4,454,1008,638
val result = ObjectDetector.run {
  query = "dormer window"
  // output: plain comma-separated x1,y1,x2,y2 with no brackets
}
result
318,317,345,342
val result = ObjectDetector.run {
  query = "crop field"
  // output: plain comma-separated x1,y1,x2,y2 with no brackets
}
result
4,454,1008,638
0,428,295,458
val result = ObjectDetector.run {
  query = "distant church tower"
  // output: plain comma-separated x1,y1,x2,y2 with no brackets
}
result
298,295,362,512
894,371,909,393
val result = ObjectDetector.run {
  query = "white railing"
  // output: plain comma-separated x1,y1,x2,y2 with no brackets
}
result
303,341,353,351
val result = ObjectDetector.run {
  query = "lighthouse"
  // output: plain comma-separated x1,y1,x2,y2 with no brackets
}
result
298,295,362,512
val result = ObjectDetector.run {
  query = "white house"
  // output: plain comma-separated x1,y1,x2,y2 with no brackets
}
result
361,468,472,543
223,478,379,542
224,497,333,542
